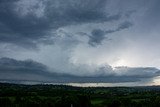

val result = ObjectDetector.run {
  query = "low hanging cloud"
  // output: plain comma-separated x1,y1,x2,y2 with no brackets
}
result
0,57,65,82
0,57,160,83
0,57,47,73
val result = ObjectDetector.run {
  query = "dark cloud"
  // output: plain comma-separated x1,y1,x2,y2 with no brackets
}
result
45,0,121,24
113,66,160,78
0,0,159,85
0,57,159,83
116,21,133,31
88,21,133,46
0,57,48,75
88,29,106,46
0,0,50,48
0,0,122,48
88,29,117,46
0,57,62,82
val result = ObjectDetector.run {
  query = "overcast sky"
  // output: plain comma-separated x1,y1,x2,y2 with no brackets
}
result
0,0,160,85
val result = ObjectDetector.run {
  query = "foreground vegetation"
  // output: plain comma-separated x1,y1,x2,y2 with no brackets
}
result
1,83,160,107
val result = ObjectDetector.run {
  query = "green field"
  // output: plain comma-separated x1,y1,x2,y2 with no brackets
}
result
1,83,160,107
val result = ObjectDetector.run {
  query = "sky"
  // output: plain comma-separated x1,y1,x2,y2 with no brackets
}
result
0,0,160,86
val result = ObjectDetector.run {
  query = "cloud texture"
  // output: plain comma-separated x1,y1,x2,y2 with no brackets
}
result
0,0,160,85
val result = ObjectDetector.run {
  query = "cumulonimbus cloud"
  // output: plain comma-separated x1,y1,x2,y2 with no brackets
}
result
0,57,159,83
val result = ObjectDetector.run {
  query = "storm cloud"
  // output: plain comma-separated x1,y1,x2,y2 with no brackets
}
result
0,0,121,48
0,0,160,85
0,57,160,83
88,21,133,46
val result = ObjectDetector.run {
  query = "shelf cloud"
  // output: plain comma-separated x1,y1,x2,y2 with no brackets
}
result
0,0,160,85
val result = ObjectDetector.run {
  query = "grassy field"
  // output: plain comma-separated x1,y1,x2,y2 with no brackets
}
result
1,83,160,107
